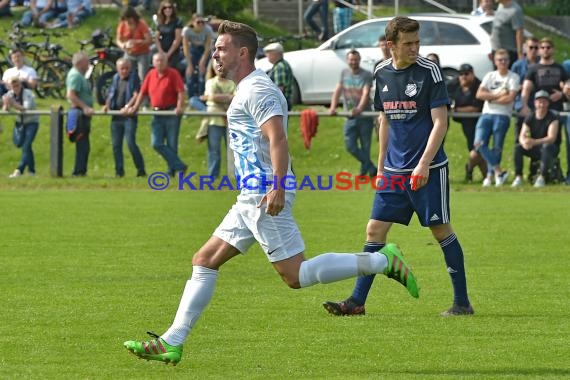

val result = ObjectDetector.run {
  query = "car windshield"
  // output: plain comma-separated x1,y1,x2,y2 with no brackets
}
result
334,19,480,50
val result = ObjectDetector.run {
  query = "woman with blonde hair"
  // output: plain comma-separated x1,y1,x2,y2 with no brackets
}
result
155,1,184,73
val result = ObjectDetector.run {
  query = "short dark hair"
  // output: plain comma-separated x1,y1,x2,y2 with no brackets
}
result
218,21,258,63
346,49,360,58
385,16,420,44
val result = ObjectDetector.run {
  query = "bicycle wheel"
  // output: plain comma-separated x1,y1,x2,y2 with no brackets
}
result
36,59,71,99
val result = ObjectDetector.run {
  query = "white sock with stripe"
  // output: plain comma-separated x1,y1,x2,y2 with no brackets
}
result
161,266,218,346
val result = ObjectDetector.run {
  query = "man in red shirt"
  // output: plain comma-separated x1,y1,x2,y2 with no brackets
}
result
128,52,187,176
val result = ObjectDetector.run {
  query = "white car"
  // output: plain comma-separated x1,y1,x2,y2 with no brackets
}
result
256,14,497,105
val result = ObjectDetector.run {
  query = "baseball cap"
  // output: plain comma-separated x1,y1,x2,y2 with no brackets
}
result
263,42,284,53
534,90,550,101
458,63,473,74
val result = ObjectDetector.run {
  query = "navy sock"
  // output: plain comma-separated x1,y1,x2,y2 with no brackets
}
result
439,233,470,306
350,242,385,306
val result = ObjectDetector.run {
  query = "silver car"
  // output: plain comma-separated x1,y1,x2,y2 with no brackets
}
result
257,14,496,105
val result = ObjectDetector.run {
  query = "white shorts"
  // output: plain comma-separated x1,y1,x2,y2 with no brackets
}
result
213,192,305,263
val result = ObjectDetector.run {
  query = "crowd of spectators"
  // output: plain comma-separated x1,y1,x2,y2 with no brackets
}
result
2,1,570,186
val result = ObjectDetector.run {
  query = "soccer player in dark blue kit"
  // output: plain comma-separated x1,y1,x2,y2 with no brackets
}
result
323,16,474,317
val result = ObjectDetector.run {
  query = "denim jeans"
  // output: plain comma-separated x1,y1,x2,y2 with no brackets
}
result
207,125,226,178
73,116,91,176
111,116,145,176
343,116,376,175
17,122,39,174
185,46,207,98
474,113,510,172
304,0,329,39
21,8,58,26
125,52,150,83
333,6,352,34
151,115,186,174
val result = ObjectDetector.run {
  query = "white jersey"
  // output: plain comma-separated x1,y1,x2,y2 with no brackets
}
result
227,69,293,194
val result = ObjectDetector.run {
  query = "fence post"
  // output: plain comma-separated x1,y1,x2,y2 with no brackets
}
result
50,106,64,177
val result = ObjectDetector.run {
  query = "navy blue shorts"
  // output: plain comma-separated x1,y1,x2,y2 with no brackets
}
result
370,165,450,226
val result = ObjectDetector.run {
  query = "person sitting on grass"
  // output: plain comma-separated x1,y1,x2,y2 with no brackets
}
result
511,90,560,188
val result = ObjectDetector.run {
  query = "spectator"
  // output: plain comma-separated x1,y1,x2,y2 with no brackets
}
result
263,42,293,111
304,0,328,41
376,34,391,64
328,49,376,177
474,49,520,187
512,90,560,187
48,0,93,28
1,49,38,91
196,62,235,178
490,0,524,67
451,63,487,182
511,36,540,140
127,52,187,176
0,0,12,17
155,1,183,73
182,13,215,99
66,51,94,177
102,58,146,178
520,37,568,117
471,0,494,16
2,77,39,178
116,6,152,83
333,0,354,34
21,0,58,27
562,79,570,185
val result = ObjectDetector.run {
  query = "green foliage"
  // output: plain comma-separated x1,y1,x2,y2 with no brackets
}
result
549,0,570,16
176,0,252,19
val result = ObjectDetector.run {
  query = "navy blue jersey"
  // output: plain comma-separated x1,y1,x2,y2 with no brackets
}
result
373,56,449,172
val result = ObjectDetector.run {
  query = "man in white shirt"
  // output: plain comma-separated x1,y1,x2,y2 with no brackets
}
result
1,49,38,92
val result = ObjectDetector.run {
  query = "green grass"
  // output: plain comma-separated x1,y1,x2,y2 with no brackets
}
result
1,190,570,379
0,7,570,379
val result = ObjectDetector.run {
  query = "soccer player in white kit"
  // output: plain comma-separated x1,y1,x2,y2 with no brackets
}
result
124,21,419,366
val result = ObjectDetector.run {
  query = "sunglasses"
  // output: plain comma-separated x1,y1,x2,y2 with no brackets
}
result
162,5,172,9
528,45,539,50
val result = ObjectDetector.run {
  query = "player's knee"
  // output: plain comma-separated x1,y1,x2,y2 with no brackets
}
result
281,274,301,289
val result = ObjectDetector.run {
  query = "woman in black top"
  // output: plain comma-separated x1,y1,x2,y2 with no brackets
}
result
156,1,184,73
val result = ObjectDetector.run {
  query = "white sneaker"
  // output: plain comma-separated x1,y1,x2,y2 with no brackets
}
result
495,171,509,187
533,176,545,188
482,177,492,187
8,169,22,178
511,177,523,187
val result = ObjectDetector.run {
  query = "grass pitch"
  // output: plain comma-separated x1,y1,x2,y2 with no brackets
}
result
1,7,570,379
1,189,569,379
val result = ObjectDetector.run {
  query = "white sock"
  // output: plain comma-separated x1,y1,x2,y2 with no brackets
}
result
298,252,387,288
161,266,218,346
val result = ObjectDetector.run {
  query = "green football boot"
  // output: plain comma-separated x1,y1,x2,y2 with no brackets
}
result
381,243,420,298
124,331,183,366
